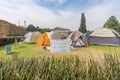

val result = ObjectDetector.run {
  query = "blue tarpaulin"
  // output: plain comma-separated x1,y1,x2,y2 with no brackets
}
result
5,44,11,54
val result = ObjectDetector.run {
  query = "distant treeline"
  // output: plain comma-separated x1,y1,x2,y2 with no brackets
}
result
26,24,51,33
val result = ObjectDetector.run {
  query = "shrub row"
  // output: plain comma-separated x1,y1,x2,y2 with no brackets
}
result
8,34,24,36
0,37,21,46
0,54,120,80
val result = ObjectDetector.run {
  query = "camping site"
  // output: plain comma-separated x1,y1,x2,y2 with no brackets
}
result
1,0,120,79
1,25,120,79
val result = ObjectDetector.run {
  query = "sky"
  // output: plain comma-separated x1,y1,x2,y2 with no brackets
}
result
0,0,120,30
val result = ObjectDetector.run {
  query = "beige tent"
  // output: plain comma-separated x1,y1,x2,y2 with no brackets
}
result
67,31,86,47
89,28,120,46
24,32,41,43
70,31,83,42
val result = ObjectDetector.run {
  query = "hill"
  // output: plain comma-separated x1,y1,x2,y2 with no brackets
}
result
0,20,25,37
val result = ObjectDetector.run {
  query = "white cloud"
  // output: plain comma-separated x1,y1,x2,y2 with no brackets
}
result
0,0,57,27
85,0,120,30
0,0,80,30
0,0,120,31
57,10,74,18
58,0,66,5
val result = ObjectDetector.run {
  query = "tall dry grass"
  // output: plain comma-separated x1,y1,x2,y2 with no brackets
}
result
0,54,120,80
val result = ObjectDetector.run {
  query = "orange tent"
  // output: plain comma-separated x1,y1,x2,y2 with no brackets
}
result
36,32,50,46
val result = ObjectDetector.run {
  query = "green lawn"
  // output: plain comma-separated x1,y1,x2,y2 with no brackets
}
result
0,43,48,57
90,44,120,54
0,43,120,58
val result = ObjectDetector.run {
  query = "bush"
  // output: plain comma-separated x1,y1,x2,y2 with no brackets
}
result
0,54,120,80
8,34,23,36
0,37,21,46
0,38,8,46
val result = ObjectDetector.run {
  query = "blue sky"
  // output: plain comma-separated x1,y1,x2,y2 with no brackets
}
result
36,0,90,10
0,0,120,30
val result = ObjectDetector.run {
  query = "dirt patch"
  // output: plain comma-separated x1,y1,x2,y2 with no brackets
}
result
34,46,104,61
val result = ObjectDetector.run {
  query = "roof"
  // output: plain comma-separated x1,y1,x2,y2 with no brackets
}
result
53,27,70,31
91,28,120,37
0,20,25,37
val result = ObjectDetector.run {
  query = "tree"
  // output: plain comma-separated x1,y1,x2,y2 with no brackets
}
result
41,28,51,33
116,23,120,34
79,13,87,33
34,26,51,33
35,26,40,31
27,24,36,32
103,16,119,30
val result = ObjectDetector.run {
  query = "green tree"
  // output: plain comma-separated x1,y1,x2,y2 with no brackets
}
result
116,23,120,34
35,26,40,31
41,28,51,33
34,26,51,33
27,24,36,32
103,16,119,30
79,13,87,33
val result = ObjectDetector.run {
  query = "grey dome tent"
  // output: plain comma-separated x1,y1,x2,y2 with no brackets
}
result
89,28,120,46
67,31,86,47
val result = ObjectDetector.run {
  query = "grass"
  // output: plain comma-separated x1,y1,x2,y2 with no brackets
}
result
90,44,120,54
0,42,120,58
0,42,47,57
1,43,120,79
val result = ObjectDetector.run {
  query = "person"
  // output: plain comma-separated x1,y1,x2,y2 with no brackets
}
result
15,38,18,47
83,33,89,46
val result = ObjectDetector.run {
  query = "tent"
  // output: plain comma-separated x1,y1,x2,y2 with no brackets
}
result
51,28,70,40
36,32,51,46
89,28,120,46
24,32,41,43
72,38,85,47
67,31,86,47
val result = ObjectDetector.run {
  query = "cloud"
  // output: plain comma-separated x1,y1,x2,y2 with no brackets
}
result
0,0,58,26
85,0,120,30
57,10,74,18
0,0,80,30
0,0,120,31
58,0,67,5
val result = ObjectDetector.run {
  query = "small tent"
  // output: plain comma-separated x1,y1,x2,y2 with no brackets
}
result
89,28,120,46
67,31,86,47
36,32,51,46
24,32,41,43
72,38,85,47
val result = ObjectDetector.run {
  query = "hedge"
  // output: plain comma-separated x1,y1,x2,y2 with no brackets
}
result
0,37,21,46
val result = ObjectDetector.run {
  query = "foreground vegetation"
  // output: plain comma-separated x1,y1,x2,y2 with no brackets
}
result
0,54,120,80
